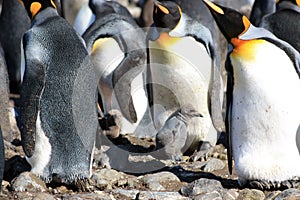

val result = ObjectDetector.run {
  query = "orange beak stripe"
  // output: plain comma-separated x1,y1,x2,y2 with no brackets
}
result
203,0,224,14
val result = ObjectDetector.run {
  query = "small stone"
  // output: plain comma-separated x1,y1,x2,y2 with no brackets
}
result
92,168,125,186
32,192,56,200
59,192,112,200
181,178,223,197
140,171,181,191
222,189,239,200
11,172,47,192
237,188,265,200
194,191,222,200
201,158,225,172
112,189,139,199
274,188,300,200
137,191,188,200
264,191,281,200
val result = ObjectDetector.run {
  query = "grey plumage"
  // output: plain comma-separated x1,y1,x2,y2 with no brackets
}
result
83,0,147,124
155,104,203,161
20,7,98,183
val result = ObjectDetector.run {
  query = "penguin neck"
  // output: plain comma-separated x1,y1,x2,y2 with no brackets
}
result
277,1,300,13
31,7,59,26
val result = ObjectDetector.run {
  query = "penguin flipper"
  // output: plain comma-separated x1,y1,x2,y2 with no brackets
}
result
20,34,45,157
225,55,233,175
186,22,225,132
112,48,146,123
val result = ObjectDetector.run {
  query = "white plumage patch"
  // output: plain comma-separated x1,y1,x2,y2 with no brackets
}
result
230,40,300,183
26,112,52,177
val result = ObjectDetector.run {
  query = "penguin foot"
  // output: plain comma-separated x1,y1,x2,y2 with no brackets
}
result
245,178,300,190
190,141,213,162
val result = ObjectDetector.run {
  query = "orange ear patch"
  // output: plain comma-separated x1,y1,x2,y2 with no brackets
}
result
157,4,169,14
30,2,42,18
240,16,251,36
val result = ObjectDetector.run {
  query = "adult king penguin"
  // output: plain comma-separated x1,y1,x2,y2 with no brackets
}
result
19,0,98,185
0,0,30,94
203,0,300,189
258,0,300,53
83,0,147,129
147,0,224,160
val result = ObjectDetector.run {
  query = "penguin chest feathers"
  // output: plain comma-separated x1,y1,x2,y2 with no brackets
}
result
149,33,211,70
230,38,300,150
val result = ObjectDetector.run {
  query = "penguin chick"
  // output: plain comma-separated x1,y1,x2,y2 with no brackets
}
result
19,0,98,184
203,0,300,190
155,104,203,161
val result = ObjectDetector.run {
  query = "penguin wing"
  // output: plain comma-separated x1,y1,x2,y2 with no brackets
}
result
83,15,146,123
225,55,233,175
20,32,46,158
186,22,225,132
240,25,300,78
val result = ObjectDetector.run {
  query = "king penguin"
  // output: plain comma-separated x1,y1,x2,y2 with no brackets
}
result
0,0,30,94
249,0,276,26
147,0,224,160
203,0,300,189
19,0,98,184
258,0,300,53
82,0,147,133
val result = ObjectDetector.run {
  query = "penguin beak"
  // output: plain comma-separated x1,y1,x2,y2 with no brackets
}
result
202,0,250,41
153,0,170,14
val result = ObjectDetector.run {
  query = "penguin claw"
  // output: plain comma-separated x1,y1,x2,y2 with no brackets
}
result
190,141,213,162
246,178,300,190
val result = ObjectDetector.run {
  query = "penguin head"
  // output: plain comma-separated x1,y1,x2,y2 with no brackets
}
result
152,0,182,30
202,0,251,42
19,0,57,19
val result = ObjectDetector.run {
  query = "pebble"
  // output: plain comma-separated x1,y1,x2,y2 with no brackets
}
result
137,191,188,200
181,178,223,197
11,172,47,192
139,171,181,191
274,188,300,200
237,188,265,200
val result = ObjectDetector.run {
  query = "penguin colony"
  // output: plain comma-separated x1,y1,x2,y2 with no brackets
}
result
0,0,298,191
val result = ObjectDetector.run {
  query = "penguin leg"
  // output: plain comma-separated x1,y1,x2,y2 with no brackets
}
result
190,141,213,162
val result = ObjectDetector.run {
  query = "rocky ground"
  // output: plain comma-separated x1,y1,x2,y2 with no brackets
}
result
1,113,300,200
